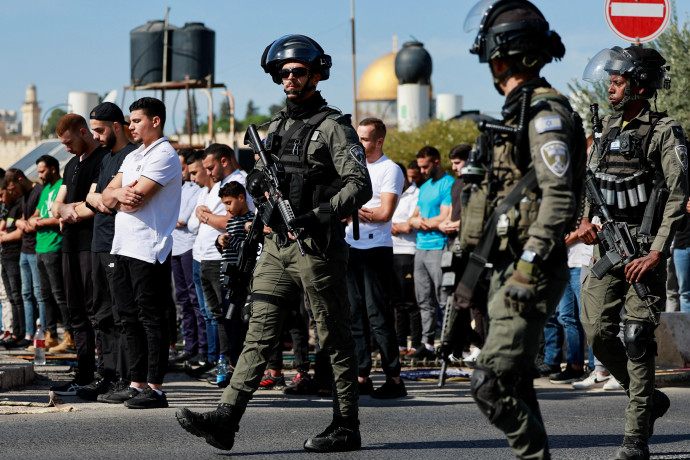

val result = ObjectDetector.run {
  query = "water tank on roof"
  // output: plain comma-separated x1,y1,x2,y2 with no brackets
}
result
395,41,432,85
171,22,215,83
130,20,178,85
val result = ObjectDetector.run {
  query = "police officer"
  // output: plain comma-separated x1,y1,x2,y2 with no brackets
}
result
175,34,372,453
459,1,584,458
579,46,686,459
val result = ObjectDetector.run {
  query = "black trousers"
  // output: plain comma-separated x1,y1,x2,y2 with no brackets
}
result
92,252,128,381
200,260,228,356
392,253,422,350
112,255,171,385
2,256,24,338
36,251,69,338
63,251,94,380
347,246,401,379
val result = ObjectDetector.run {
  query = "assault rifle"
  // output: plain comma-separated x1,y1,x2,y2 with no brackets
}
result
584,169,660,324
590,103,603,156
245,123,306,256
224,209,264,324
436,251,464,388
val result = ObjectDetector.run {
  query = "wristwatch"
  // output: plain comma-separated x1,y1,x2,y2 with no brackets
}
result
520,249,539,264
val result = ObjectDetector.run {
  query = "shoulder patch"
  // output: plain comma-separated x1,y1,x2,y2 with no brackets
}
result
675,145,688,172
534,116,563,134
349,145,367,168
540,140,570,178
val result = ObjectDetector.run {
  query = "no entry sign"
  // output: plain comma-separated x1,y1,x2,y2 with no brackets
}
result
605,0,671,43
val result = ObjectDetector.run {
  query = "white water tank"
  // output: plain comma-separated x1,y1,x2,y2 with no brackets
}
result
436,94,463,121
67,91,100,125
397,84,430,132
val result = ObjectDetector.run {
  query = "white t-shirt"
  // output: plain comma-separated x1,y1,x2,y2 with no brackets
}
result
111,137,182,264
189,186,209,262
567,240,594,268
345,154,403,250
392,183,419,255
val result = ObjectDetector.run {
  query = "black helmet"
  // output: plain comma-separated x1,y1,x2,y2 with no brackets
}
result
261,34,332,84
464,0,565,66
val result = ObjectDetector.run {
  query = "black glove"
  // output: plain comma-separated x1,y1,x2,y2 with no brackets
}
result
504,259,539,314
288,210,319,232
245,169,267,200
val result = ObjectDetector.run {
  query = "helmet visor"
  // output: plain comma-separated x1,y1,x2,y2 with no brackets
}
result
582,48,634,83
464,0,501,32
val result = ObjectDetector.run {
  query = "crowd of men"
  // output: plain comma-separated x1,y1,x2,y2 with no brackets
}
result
2,0,689,458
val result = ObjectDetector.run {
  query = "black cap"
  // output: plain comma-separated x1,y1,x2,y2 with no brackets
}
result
89,102,128,125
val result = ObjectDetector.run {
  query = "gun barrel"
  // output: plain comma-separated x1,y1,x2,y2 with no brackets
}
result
585,170,613,221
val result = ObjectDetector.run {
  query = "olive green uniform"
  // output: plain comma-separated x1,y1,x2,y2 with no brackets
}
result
580,103,688,441
219,105,372,422
462,80,584,459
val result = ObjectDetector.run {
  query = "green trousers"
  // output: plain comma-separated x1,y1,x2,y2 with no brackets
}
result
220,235,359,420
476,255,569,460
580,242,665,440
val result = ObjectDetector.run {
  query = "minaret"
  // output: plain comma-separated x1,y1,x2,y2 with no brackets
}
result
21,83,41,139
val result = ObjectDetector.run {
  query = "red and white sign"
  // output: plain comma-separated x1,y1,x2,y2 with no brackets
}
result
605,0,670,43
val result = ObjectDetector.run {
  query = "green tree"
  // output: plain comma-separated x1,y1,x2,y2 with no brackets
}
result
268,102,284,116
385,119,480,170
219,98,231,119
245,100,258,119
42,108,67,138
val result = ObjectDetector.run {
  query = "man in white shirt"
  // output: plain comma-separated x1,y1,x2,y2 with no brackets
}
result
197,143,249,376
102,97,182,409
345,118,405,399
391,162,421,356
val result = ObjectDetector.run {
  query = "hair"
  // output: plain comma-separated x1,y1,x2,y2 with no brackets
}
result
205,143,235,162
359,117,386,141
218,181,247,199
4,168,32,192
407,159,420,171
0,168,6,181
395,161,407,177
449,144,471,161
56,113,89,136
183,149,203,165
416,145,441,160
129,97,166,128
178,147,195,164
36,155,60,172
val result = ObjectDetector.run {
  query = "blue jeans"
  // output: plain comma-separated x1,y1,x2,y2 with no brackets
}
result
674,248,690,312
20,253,45,337
193,258,217,362
544,267,585,366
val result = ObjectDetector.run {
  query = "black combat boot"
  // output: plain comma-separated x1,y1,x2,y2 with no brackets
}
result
649,389,670,437
614,436,650,460
175,403,240,450
303,416,361,453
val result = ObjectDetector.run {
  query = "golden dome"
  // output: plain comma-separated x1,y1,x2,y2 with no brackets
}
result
358,52,398,101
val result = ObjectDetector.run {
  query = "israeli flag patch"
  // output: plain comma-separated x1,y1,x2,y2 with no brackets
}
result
534,116,562,134
610,140,620,150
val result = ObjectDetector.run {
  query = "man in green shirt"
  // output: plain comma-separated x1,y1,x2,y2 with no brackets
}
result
28,155,68,350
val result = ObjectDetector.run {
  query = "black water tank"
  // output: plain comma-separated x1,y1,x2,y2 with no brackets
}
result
130,20,178,85
395,41,432,85
171,22,215,83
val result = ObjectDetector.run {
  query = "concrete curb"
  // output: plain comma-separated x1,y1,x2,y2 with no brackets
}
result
0,356,35,391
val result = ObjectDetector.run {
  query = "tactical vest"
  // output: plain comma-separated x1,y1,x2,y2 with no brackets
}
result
460,87,585,255
593,110,665,223
266,107,345,221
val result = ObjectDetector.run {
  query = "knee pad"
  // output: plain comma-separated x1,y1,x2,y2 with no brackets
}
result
624,320,656,363
470,367,504,424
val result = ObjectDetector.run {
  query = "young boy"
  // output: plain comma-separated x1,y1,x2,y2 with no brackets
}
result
215,181,254,381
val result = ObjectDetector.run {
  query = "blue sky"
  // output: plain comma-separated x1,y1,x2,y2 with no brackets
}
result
2,0,687,134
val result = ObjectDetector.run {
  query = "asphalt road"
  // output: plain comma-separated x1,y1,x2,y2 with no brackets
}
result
1,365,689,460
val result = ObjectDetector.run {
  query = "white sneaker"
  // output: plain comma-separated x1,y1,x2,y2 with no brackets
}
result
603,378,623,391
462,347,481,364
572,371,611,390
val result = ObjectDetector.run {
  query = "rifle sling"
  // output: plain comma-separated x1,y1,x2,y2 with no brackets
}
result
456,168,538,306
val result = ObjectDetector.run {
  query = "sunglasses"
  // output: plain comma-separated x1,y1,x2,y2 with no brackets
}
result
278,67,309,79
